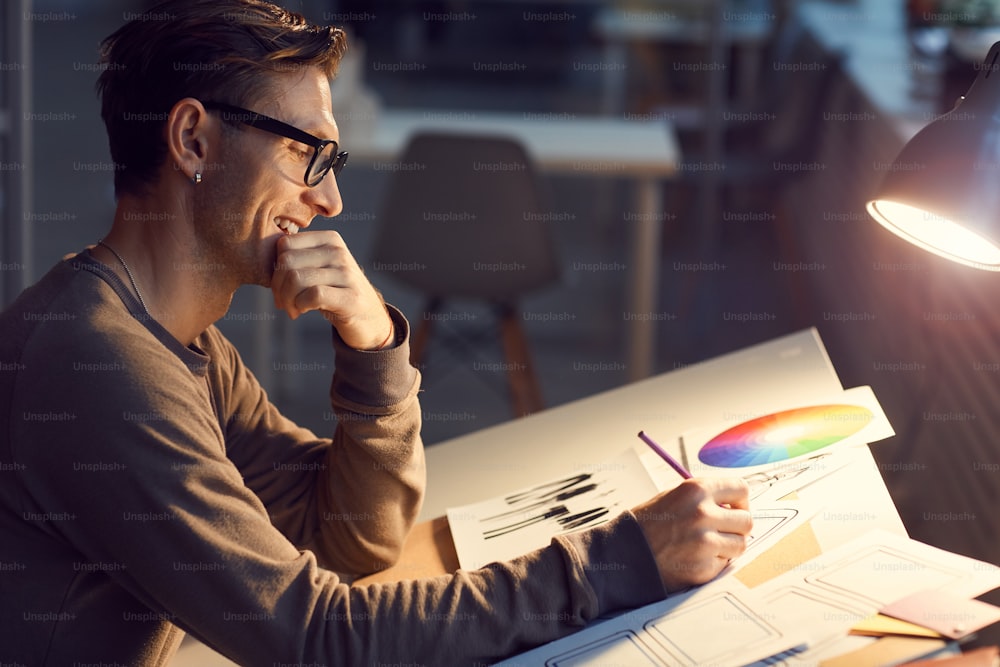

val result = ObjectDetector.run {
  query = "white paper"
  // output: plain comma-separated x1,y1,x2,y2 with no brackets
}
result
728,500,818,575
750,529,1000,665
498,529,1000,667
447,449,659,570
678,386,894,502
494,578,807,667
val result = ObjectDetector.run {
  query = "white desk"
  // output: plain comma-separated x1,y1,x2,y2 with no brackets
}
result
349,108,680,382
174,327,906,665
418,326,904,550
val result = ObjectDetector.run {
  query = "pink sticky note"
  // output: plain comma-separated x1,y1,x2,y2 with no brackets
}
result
880,590,1000,640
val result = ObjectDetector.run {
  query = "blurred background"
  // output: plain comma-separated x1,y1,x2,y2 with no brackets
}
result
7,0,1000,634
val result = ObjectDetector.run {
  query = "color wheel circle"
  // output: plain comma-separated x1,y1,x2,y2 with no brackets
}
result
697,404,874,468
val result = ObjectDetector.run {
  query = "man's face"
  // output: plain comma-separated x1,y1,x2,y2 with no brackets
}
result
192,66,344,289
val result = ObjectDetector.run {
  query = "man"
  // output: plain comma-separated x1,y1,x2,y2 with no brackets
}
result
0,0,752,664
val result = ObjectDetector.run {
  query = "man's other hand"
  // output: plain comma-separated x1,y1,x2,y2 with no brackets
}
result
271,230,393,350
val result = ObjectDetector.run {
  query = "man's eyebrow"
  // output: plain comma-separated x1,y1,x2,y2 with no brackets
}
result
308,127,339,142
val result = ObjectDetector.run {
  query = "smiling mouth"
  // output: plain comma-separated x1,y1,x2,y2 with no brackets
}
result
274,217,300,235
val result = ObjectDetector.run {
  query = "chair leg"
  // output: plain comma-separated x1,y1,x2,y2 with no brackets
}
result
497,306,545,418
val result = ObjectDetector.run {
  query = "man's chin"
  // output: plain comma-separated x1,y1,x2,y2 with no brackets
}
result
259,241,280,288
235,260,274,290
255,269,274,289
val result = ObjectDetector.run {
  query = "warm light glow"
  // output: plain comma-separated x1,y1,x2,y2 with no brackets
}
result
867,200,1000,271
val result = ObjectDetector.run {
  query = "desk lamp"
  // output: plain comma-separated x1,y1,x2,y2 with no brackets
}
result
867,41,1000,269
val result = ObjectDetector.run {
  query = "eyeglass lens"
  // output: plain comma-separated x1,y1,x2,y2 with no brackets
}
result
307,143,348,186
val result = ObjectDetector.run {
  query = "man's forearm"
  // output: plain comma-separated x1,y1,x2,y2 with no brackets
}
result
315,305,426,574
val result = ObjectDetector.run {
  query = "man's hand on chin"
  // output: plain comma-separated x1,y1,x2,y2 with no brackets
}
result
270,231,394,350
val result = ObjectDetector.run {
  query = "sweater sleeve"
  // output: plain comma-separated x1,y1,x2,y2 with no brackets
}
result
211,305,424,576
11,319,666,665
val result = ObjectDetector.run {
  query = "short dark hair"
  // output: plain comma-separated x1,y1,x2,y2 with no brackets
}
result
96,0,347,197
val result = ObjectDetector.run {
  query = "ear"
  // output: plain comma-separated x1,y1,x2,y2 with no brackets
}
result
165,97,211,184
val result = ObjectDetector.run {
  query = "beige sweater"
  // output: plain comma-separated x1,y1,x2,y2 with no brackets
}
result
0,252,665,666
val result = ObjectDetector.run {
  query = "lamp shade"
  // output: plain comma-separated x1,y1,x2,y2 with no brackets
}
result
867,41,1000,270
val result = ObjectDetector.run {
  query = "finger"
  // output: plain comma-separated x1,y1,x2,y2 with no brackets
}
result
276,244,353,273
276,228,347,253
293,284,352,317
273,253,352,315
278,266,354,294
709,478,751,510
276,268,353,319
714,530,749,560
707,506,754,537
271,261,302,316
274,232,352,287
272,233,356,314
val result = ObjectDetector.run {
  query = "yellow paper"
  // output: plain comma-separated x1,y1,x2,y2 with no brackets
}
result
820,636,949,667
850,613,944,639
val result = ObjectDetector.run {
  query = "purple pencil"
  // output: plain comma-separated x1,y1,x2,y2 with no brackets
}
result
638,431,692,480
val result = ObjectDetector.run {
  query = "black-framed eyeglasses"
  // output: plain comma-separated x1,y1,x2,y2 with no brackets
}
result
203,101,348,187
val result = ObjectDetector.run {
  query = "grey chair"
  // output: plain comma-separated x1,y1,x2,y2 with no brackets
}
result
370,132,560,417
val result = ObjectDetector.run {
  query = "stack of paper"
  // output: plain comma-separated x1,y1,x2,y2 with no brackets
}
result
495,530,1000,667
443,385,1000,665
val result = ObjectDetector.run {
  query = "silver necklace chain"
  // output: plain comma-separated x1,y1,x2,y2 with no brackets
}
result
97,240,149,314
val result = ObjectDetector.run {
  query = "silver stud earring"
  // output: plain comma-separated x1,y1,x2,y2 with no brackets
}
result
192,171,202,185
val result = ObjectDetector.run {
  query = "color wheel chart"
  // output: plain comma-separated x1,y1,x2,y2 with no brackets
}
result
697,404,874,469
